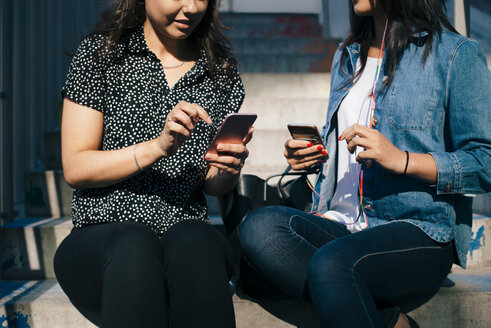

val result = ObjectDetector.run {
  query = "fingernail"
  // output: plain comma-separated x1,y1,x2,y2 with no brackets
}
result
217,144,223,151
317,145,323,151
322,150,327,155
338,136,343,141
307,142,313,147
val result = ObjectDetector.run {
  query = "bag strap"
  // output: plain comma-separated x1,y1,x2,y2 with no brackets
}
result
263,165,320,205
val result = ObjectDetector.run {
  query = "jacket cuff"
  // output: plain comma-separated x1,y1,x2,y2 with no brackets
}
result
429,152,461,194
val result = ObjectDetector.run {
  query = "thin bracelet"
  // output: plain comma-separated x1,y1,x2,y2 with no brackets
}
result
133,144,143,172
402,151,409,176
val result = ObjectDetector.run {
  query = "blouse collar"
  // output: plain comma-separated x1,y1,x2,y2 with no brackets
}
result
127,25,208,80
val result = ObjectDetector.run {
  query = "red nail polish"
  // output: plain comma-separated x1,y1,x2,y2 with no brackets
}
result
338,136,343,141
307,142,313,147
322,150,327,155
317,145,323,151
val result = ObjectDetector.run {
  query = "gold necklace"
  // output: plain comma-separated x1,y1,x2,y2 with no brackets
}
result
162,61,185,69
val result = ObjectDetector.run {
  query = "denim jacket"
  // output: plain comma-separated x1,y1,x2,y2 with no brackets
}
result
313,29,491,268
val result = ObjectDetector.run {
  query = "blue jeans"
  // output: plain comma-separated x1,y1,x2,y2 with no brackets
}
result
240,206,454,328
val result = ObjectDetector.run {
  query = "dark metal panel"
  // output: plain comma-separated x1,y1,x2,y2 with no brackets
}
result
0,0,14,223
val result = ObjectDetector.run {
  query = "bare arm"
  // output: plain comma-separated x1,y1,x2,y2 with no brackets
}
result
61,98,164,188
62,98,211,189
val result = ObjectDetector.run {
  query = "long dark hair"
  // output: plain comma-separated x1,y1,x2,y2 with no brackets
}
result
341,0,457,86
94,0,236,77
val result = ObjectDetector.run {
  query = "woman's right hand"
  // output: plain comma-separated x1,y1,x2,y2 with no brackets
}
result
284,139,328,170
157,101,212,157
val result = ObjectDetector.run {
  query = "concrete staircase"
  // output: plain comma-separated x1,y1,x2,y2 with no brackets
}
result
221,13,338,73
2,12,491,328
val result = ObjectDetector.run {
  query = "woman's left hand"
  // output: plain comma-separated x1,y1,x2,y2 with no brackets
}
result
204,127,254,175
339,124,407,174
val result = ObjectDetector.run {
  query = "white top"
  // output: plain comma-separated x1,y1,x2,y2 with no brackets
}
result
323,57,378,233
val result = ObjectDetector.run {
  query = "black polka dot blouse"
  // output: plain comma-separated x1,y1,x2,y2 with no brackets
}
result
61,26,245,235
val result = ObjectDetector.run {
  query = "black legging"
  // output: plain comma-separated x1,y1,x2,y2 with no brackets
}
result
54,219,236,328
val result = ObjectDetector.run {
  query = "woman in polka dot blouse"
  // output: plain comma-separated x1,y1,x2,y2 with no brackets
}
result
54,1,250,327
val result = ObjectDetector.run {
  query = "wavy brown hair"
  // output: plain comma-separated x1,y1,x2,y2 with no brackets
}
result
94,0,237,77
341,0,457,87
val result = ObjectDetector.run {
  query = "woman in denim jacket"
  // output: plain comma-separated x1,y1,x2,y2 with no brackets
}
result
240,0,490,327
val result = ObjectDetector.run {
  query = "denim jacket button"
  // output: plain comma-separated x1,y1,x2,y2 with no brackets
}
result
364,204,373,211
372,118,378,127
444,182,452,192
365,159,373,169
382,76,389,84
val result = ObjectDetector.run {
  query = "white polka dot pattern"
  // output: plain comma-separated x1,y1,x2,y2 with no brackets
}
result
61,27,245,235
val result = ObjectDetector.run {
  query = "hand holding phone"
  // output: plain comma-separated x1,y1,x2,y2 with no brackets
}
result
286,123,327,170
204,113,256,174
206,113,257,155
287,123,325,147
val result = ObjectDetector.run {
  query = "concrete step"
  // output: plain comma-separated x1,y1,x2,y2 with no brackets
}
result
241,73,331,99
0,218,72,280
221,13,320,26
473,193,491,216
231,38,337,55
409,267,491,327
224,23,322,39
24,170,72,218
467,214,491,269
1,269,490,327
240,98,328,130
236,54,332,73
0,280,96,328
242,129,292,174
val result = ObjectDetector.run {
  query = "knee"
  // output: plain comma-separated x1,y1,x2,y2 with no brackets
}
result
239,206,283,255
163,220,222,257
107,222,161,264
307,245,349,285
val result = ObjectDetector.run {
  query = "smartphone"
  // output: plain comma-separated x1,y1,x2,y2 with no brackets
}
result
206,113,257,154
287,123,325,147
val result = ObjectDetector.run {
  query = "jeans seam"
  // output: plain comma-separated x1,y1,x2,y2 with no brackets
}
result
352,246,444,269
288,215,340,241
350,246,443,327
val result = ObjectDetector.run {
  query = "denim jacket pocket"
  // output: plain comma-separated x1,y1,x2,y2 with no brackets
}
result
381,189,453,224
387,85,439,131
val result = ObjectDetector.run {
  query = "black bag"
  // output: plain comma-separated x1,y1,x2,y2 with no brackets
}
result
217,165,319,300
218,166,319,234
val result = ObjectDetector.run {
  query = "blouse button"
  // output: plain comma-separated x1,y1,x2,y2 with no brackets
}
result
365,159,373,169
382,76,389,84
444,182,452,192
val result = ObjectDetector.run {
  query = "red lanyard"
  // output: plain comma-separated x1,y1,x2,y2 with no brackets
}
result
309,19,389,228
357,19,389,228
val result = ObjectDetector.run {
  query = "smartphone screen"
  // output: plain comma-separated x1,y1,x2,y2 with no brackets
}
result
287,123,324,147
206,113,257,154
